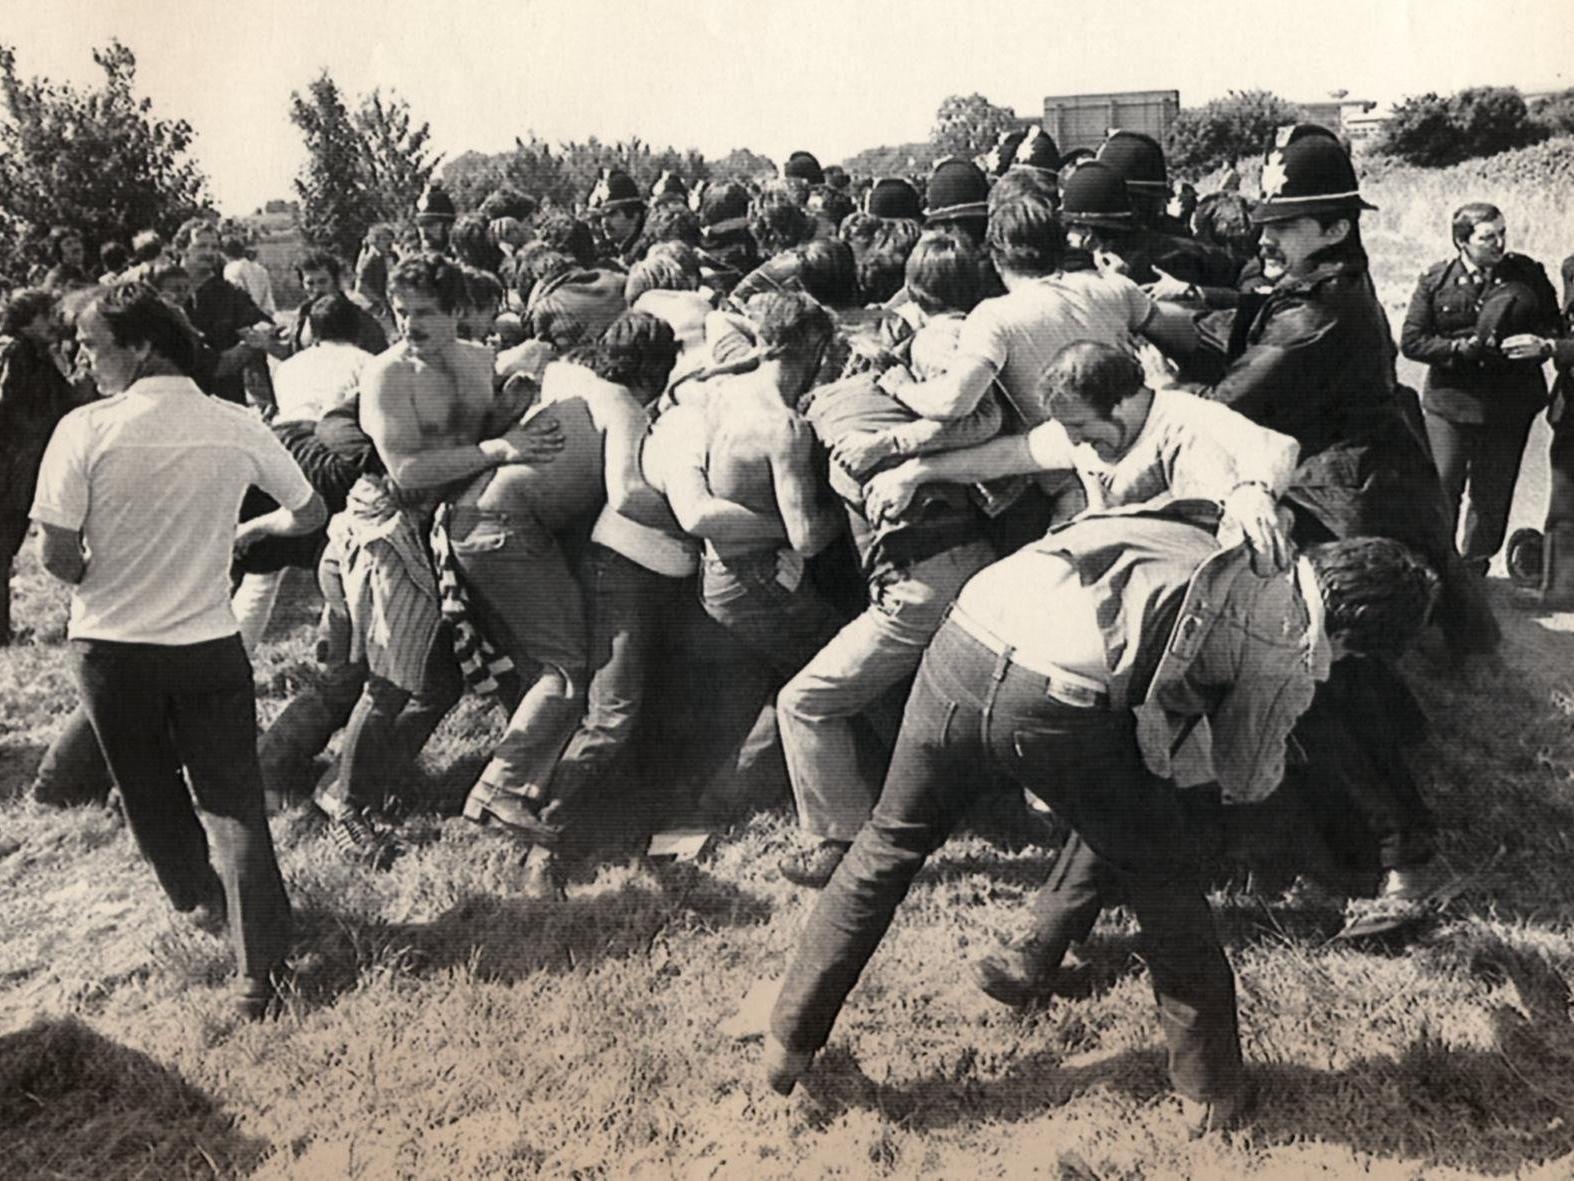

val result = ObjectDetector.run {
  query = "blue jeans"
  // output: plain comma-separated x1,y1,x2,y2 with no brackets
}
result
700,550,844,680
72,635,292,981
770,617,1243,1103
449,505,587,799
550,543,683,815
777,541,994,841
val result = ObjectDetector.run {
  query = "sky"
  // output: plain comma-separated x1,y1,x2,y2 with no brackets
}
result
6,0,1573,214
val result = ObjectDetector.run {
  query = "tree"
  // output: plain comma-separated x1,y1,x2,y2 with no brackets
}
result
931,93,1018,159
709,147,777,181
1376,86,1547,167
289,72,438,259
0,41,211,279
840,142,939,182
1532,88,1574,136
1166,90,1301,177
440,135,713,212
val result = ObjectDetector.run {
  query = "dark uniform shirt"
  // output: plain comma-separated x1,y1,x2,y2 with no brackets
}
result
1399,252,1559,424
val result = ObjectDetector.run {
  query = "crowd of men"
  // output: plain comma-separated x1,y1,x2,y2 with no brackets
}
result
4,121,1574,1136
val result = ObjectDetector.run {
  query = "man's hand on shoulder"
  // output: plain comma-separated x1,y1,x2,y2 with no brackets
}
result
1220,482,1294,576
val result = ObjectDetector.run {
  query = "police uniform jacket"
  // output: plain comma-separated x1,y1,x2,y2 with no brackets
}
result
1399,252,1558,424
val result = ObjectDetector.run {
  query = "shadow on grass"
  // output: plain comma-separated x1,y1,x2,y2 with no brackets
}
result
803,932,1574,1174
0,741,47,804
286,864,773,1009
0,1017,269,1179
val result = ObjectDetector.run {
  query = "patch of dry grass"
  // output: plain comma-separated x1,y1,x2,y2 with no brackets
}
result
5,156,1574,1178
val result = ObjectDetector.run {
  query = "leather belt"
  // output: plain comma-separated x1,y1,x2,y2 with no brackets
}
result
947,606,1111,710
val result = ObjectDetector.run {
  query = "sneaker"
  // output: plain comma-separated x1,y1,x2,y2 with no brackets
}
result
970,940,1064,1008
762,1035,814,1096
327,811,402,871
777,840,849,889
1176,1080,1251,1137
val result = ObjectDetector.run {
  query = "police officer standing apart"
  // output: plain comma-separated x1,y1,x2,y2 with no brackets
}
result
1401,203,1559,576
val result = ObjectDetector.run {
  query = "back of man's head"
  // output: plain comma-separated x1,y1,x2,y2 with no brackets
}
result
389,252,468,314
905,229,989,316
90,282,197,375
1306,537,1439,658
1039,340,1144,418
591,310,679,403
131,230,164,263
220,235,248,260
754,291,835,360
986,197,1065,277
307,292,363,346
533,209,597,267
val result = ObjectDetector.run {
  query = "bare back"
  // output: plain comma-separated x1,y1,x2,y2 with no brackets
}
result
704,371,822,557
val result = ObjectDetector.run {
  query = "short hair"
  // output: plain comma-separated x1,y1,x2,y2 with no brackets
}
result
905,229,990,316
749,190,814,257
754,291,835,358
1039,340,1144,418
1,287,57,336
307,292,362,345
184,247,224,277
856,221,921,305
98,241,129,274
131,230,164,263
988,169,1058,212
87,282,197,373
839,212,885,257
460,265,504,313
388,252,469,314
796,238,859,308
640,203,703,251
1305,537,1440,657
295,251,344,282
701,180,751,227
591,310,678,402
625,250,701,302
149,260,190,289
451,213,504,274
808,186,856,232
478,186,537,223
986,197,1065,276
48,226,82,262
174,217,216,251
220,235,248,260
533,209,597,267
1451,202,1504,246
1191,192,1258,258
512,245,575,305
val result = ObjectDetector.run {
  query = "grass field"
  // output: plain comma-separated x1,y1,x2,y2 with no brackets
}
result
4,152,1574,1179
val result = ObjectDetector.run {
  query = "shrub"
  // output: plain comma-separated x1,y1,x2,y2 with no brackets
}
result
1166,90,1301,178
1375,86,1548,168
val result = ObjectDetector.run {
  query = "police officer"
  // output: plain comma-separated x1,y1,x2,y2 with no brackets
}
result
922,157,991,247
1400,203,1559,575
585,167,647,268
1097,129,1190,237
414,181,457,253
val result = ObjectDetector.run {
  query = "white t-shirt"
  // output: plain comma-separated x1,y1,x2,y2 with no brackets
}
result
271,340,369,423
223,257,277,316
1024,387,1300,510
956,271,1156,428
31,376,314,644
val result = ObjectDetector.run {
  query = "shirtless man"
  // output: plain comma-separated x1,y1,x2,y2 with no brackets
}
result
667,292,846,696
318,253,560,864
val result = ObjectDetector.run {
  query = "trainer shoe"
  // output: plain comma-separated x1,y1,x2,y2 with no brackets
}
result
777,840,849,889
327,811,402,871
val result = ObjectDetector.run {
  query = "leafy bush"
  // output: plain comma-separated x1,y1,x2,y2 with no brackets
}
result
1165,90,1301,178
931,93,1018,159
1376,86,1548,167
1531,87,1574,136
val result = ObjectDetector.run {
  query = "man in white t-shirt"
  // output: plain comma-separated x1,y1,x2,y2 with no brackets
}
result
30,284,326,1019
878,197,1159,553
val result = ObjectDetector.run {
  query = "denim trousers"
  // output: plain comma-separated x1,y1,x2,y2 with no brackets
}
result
72,635,292,980
771,618,1243,1103
550,543,683,816
448,505,587,799
777,541,995,842
700,550,845,680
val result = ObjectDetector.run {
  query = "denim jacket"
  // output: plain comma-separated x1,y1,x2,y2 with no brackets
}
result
1133,545,1331,804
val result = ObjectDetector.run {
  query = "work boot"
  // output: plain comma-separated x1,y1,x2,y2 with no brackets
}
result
777,840,849,889
970,938,1066,1007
